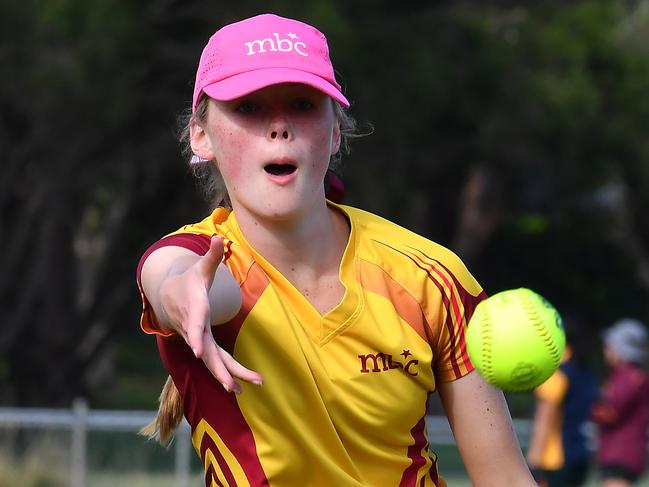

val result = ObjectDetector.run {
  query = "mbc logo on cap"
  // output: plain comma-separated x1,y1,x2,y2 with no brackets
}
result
192,14,349,112
245,33,308,57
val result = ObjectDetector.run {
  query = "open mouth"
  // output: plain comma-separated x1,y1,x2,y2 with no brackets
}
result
264,163,297,176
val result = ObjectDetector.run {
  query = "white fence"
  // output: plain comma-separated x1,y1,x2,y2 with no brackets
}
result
0,399,533,487
0,399,193,487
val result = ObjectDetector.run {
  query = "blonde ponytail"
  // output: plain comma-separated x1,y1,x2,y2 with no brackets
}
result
140,375,184,445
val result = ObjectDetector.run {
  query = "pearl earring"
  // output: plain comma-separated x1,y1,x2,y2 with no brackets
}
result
190,154,209,164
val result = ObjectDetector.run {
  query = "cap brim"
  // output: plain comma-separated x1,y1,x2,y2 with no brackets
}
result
201,68,350,108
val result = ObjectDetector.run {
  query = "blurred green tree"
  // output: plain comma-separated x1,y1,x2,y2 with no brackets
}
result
1,0,648,407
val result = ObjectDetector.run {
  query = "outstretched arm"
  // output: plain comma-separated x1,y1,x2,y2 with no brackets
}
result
140,235,263,393
439,371,536,487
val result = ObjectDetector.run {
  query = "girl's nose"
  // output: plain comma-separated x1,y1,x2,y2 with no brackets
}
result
270,129,289,140
267,112,292,141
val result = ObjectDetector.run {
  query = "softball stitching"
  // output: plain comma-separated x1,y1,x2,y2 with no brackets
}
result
520,291,562,367
481,305,495,385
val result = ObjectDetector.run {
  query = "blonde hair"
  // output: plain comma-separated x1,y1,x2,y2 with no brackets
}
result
139,375,183,445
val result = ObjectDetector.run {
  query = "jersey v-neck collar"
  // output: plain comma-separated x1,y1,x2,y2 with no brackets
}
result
222,202,363,345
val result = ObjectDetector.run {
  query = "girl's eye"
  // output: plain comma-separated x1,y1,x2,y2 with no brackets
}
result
293,99,315,111
235,101,260,114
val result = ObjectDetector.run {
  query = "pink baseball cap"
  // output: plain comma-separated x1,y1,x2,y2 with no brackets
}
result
192,14,349,112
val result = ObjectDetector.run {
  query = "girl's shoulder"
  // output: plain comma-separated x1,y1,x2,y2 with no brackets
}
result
168,208,231,238
340,204,482,294
341,204,464,264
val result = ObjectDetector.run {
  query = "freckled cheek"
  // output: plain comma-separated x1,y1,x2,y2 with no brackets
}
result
216,130,247,182
310,132,334,171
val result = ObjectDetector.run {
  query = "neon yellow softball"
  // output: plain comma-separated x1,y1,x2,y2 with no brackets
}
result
466,288,565,392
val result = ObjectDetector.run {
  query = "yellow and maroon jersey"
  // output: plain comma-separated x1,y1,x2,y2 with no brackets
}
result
137,203,486,487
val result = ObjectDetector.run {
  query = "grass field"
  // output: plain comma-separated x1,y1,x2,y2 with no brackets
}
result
87,471,649,487
442,473,649,487
3,429,648,487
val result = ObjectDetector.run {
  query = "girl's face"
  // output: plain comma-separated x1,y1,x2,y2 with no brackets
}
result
191,83,341,223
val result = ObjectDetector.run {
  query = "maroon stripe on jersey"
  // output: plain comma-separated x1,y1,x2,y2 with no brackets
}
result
399,415,430,487
412,249,486,371
409,254,464,377
223,239,234,263
428,454,440,484
205,463,225,487
370,241,475,378
399,253,461,377
157,263,271,486
136,233,213,335
200,433,236,486
405,249,485,378
136,233,211,285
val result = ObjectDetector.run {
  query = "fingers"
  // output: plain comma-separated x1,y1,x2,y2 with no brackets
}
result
186,327,203,359
201,332,239,393
185,295,211,358
197,235,225,287
168,235,261,394
220,348,264,386
200,329,263,394
181,237,224,353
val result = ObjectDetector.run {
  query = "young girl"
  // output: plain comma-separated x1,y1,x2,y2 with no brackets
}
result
137,13,536,487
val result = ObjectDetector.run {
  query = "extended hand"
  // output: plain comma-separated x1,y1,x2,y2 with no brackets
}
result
159,235,263,393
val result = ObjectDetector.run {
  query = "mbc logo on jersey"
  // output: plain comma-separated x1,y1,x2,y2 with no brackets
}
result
245,33,308,57
358,350,418,376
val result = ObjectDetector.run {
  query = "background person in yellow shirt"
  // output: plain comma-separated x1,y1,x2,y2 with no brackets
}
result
527,313,599,487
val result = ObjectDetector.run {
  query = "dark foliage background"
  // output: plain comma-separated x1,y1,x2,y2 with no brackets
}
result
2,0,649,413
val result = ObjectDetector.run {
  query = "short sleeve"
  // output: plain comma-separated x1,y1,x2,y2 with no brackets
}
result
431,279,487,383
136,233,211,335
